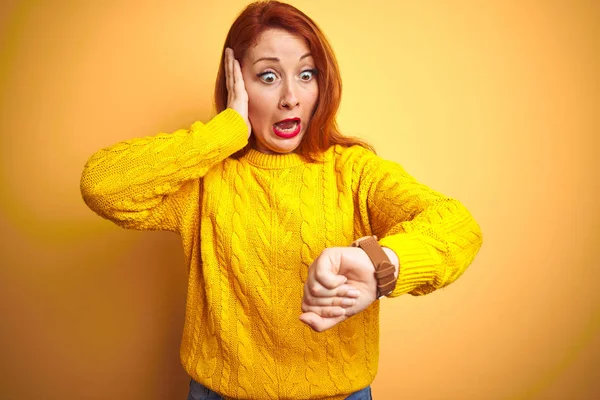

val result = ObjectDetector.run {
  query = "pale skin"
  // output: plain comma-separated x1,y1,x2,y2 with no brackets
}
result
223,28,400,332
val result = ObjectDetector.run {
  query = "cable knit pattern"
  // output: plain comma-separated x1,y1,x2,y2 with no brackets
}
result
322,157,350,392
214,169,232,391
332,146,363,386
229,160,255,398
252,169,278,399
274,169,305,399
80,108,483,400
299,166,329,396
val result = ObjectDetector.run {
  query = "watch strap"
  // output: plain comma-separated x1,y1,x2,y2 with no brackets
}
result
350,235,398,298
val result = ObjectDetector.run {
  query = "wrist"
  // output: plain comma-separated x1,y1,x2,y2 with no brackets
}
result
350,236,398,299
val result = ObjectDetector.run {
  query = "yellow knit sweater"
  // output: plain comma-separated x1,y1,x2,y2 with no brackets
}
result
80,108,483,400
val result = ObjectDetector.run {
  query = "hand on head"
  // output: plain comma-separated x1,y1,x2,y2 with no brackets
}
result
225,47,252,138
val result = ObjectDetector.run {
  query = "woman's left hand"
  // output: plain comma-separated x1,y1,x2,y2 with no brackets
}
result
300,247,378,332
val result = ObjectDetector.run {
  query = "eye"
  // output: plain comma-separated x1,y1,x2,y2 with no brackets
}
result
258,71,277,84
300,69,317,81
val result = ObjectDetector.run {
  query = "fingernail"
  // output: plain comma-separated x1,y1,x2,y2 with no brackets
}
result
347,289,360,297
342,298,355,306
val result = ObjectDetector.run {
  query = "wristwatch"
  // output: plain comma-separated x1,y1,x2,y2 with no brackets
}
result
350,235,398,299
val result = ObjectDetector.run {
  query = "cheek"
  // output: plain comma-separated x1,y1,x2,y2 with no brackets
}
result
303,85,319,106
247,89,272,124
247,100,265,125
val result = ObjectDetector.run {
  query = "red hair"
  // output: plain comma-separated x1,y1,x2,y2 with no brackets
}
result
213,0,376,162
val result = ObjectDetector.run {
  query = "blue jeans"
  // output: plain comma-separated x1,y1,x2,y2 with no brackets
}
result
188,379,373,400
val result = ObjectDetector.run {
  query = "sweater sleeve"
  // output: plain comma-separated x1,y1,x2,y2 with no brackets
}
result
357,151,483,297
80,108,248,233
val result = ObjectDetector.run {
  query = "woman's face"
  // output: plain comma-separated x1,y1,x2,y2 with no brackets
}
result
241,28,319,155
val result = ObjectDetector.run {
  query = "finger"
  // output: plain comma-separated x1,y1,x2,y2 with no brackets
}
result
302,296,353,313
299,312,346,333
315,268,347,290
230,49,236,86
335,285,361,298
224,49,232,101
233,59,245,101
305,279,343,298
301,303,346,318
305,282,358,299
302,295,356,308
234,59,244,89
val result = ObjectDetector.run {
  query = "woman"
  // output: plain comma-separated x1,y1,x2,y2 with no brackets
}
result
80,1,483,399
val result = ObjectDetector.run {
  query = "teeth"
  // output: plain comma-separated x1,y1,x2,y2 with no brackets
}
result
276,121,298,132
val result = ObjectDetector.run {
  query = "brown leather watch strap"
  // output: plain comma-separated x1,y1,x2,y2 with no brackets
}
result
350,235,398,298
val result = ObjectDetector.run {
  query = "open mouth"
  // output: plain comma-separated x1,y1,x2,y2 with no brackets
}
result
273,118,301,138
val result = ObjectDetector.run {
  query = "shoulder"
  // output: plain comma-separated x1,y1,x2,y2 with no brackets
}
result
329,145,418,190
329,144,378,168
329,144,399,179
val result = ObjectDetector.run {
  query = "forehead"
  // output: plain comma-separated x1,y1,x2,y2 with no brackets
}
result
246,28,310,60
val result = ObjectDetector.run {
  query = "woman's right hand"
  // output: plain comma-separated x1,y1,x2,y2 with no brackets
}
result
225,47,252,139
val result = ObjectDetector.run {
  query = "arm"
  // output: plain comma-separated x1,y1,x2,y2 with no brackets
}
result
80,108,248,232
357,152,483,297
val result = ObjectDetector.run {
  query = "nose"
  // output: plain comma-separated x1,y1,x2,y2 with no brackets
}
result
279,79,299,109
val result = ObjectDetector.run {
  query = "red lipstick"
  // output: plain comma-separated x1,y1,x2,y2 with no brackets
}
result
273,118,301,139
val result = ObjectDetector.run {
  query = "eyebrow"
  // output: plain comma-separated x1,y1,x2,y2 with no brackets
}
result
253,53,313,65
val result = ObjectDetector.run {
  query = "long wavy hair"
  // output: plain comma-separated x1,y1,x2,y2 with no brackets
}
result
213,0,376,162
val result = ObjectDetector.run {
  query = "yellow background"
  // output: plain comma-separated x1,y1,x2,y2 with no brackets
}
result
1,0,598,399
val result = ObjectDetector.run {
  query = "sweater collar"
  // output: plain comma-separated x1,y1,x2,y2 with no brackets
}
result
243,148,306,169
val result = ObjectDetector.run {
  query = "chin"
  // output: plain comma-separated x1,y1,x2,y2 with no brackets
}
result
269,143,300,154
277,136,303,151
258,132,303,154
